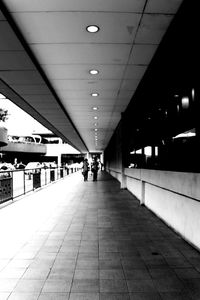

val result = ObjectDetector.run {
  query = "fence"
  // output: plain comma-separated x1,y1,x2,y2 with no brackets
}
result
0,166,80,205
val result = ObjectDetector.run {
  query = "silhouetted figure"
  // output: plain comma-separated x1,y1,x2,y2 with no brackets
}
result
91,157,99,181
82,158,89,181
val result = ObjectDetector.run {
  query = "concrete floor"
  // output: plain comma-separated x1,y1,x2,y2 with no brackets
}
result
0,171,200,299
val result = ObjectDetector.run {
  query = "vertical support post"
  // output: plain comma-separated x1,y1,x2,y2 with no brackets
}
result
23,170,26,195
141,180,145,206
120,112,129,189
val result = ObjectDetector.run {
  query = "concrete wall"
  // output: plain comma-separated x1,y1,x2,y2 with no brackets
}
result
107,167,200,251
1,141,46,154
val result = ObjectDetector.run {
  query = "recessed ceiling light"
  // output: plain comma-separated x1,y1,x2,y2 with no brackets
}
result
94,116,98,120
91,92,99,97
92,106,98,110
86,25,100,33
94,123,98,126
94,128,98,131
89,69,99,75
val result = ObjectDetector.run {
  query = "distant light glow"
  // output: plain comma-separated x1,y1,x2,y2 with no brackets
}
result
155,147,158,156
144,146,152,156
192,88,195,101
92,107,98,110
94,116,98,120
136,149,142,154
181,96,189,109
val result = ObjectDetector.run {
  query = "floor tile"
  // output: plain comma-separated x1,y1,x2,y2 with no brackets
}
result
38,293,70,299
69,293,99,300
71,279,99,293
100,279,128,293
42,279,72,293
100,293,130,300
1,172,200,299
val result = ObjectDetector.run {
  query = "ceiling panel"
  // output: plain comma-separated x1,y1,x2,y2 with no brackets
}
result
31,44,132,65
0,22,24,50
135,14,173,44
0,70,44,85
124,65,147,79
0,52,36,69
54,90,119,99
6,0,146,13
145,0,183,13
129,44,158,65
121,79,140,91
12,84,51,95
12,12,141,44
51,79,121,91
41,65,126,80
0,0,184,152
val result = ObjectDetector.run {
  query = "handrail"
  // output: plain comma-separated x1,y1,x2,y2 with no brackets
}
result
0,166,80,205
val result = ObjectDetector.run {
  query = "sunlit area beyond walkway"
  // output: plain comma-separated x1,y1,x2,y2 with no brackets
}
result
0,171,200,300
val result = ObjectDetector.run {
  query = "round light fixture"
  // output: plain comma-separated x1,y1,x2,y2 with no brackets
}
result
89,69,99,75
94,116,98,120
91,92,99,97
94,128,98,131
86,25,100,33
92,106,98,110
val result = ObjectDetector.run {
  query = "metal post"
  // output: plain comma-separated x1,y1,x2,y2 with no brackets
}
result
23,170,26,194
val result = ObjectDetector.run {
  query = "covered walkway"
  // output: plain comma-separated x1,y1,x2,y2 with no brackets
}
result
0,171,200,300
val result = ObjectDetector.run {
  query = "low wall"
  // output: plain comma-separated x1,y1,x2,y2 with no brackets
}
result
107,167,200,251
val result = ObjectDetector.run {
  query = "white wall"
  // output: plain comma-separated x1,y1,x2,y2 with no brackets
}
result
107,167,200,251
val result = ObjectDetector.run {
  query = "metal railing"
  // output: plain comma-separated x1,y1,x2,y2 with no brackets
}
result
0,166,80,205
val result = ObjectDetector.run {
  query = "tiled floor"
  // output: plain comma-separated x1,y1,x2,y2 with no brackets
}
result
0,171,200,299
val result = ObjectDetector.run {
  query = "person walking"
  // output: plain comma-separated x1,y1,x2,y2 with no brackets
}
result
82,158,89,181
91,157,99,181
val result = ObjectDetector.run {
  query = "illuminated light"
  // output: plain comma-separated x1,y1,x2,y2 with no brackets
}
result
177,105,180,113
0,93,6,99
155,147,158,156
174,94,179,98
144,146,152,156
94,128,98,131
192,88,195,101
181,96,189,109
92,107,98,110
136,149,142,154
86,25,99,33
89,69,99,75
94,116,98,120
94,123,98,126
91,92,99,97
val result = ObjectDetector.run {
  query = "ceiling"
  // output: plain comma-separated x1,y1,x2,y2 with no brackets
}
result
0,0,184,153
